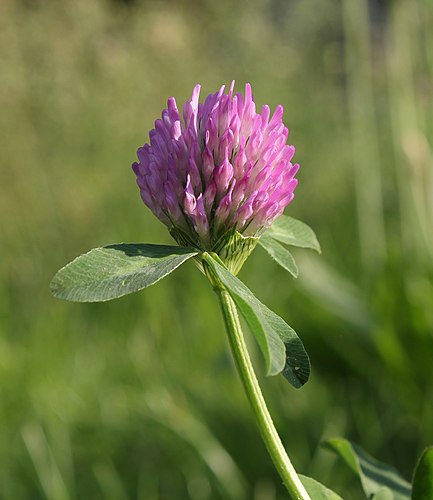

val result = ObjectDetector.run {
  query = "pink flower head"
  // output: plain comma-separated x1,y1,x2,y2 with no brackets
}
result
133,82,299,250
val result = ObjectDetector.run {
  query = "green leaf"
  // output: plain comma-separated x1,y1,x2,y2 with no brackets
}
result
267,215,321,253
322,438,411,500
51,244,198,302
412,447,433,500
259,235,298,277
299,475,343,499
202,253,310,387
373,487,394,500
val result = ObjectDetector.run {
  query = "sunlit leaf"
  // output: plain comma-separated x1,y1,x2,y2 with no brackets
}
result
299,475,343,499
372,487,394,500
51,244,198,302
259,235,298,277
202,253,310,387
267,215,321,253
322,438,411,500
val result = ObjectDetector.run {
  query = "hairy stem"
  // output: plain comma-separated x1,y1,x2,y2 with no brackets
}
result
216,289,310,499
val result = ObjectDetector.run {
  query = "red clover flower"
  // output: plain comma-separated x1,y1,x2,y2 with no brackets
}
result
132,82,299,269
51,81,325,499
49,78,413,499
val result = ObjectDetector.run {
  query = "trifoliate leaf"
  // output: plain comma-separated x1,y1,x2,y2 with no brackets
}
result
51,244,198,302
202,253,310,387
322,438,411,500
259,235,298,277
267,215,321,253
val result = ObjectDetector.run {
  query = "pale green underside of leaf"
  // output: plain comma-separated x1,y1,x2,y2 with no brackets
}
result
412,447,433,500
299,475,343,499
267,215,321,253
322,438,411,500
259,235,298,277
203,253,310,388
373,487,395,500
51,244,198,302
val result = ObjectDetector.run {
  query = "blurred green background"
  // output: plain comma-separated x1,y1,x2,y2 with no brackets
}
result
1,0,432,498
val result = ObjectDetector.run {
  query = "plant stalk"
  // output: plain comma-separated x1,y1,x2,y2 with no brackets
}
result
216,288,310,500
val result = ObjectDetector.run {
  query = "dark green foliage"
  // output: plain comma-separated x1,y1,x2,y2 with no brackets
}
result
412,448,433,500
323,438,411,499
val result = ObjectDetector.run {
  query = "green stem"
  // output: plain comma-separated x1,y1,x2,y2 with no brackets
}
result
216,289,310,500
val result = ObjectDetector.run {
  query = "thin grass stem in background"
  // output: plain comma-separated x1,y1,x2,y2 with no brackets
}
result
342,0,387,274
386,0,433,264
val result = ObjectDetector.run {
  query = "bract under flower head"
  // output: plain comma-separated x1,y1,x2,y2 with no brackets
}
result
133,82,299,272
